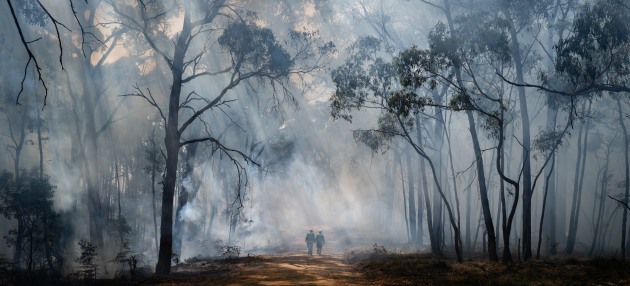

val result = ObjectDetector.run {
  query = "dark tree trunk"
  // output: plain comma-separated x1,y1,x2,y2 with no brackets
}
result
466,171,473,253
36,104,44,177
419,133,437,254
414,116,425,248
405,145,417,243
508,20,533,261
155,14,191,274
398,150,411,242
589,144,610,256
566,102,590,253
616,98,629,260
543,108,558,255
536,157,555,259
466,111,498,261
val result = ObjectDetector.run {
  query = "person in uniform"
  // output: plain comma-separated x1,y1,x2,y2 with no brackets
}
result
316,230,325,255
305,230,315,255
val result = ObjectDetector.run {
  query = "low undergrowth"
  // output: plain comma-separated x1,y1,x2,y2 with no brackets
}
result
345,247,630,285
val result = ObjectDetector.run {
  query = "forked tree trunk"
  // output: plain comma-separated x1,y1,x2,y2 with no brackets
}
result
155,18,190,274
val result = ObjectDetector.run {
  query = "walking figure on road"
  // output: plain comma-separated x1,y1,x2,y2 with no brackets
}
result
316,230,325,255
305,230,315,255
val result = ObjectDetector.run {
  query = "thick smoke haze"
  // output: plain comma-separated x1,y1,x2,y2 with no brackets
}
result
0,0,629,279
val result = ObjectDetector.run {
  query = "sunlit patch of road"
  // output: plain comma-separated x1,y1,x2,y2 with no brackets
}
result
149,251,370,286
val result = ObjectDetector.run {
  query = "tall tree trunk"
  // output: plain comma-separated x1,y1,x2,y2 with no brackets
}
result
589,144,610,256
496,93,520,263
150,135,160,255
465,171,473,253
405,145,417,243
415,116,425,248
445,113,462,254
536,157,555,259
398,150,411,242
543,108,558,255
507,20,533,261
566,102,589,253
36,102,44,177
466,111,498,261
616,98,629,260
155,11,192,274
442,0,492,260
402,118,462,261
420,149,437,254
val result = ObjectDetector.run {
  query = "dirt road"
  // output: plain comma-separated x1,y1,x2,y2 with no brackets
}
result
149,253,370,285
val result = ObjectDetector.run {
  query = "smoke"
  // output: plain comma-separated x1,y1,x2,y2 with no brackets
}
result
1,0,630,277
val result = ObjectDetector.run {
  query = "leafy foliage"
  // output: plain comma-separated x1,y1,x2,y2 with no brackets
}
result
107,215,132,249
219,22,292,77
330,36,397,122
0,169,62,271
555,0,630,90
75,239,98,280
109,250,139,279
533,129,569,155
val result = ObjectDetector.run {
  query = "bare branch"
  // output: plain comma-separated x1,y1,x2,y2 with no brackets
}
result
497,72,630,96
181,66,232,83
7,0,49,106
180,136,260,168
120,84,166,123
608,195,630,210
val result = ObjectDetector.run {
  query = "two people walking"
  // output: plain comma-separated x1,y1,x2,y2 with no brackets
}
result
305,230,325,255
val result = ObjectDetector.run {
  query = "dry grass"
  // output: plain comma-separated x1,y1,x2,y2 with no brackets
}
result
346,252,630,285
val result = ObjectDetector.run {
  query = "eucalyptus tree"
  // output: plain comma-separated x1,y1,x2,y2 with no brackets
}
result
508,0,630,258
331,36,463,262
105,0,333,275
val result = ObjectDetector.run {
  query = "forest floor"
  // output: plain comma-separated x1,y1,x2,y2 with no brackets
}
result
135,250,630,285
6,249,630,285
142,252,369,285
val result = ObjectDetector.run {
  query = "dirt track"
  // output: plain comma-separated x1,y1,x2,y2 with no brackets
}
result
149,252,370,285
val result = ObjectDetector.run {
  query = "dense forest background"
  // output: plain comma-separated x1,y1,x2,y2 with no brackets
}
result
0,0,629,280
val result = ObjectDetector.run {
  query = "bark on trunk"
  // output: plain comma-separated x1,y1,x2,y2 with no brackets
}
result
466,111,498,261
405,145,417,243
508,21,533,261
566,102,589,253
589,145,610,256
155,13,191,274
616,98,629,260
